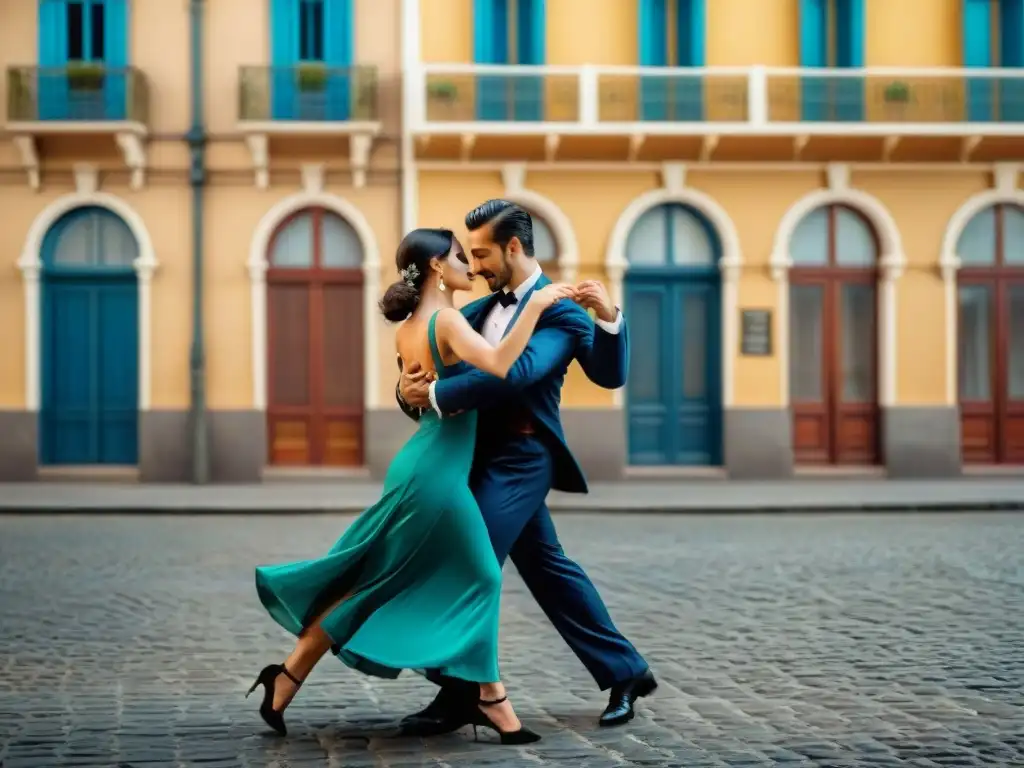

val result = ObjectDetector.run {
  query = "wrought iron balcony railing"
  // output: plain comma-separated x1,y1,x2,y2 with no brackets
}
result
6,65,149,123
413,65,1024,133
239,65,379,122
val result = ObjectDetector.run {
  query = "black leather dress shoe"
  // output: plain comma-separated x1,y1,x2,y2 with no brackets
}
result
599,669,657,727
398,686,475,737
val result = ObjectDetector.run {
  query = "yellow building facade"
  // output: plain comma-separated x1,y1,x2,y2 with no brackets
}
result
1,0,1023,481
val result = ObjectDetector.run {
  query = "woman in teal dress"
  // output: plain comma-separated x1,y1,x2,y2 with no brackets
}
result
249,227,574,745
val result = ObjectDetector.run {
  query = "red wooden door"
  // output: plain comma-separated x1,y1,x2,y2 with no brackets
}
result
789,205,880,466
266,209,364,466
958,204,1024,463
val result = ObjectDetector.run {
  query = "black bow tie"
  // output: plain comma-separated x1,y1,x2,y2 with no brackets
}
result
497,291,518,308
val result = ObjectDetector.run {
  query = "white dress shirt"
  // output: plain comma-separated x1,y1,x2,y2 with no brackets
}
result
427,265,622,416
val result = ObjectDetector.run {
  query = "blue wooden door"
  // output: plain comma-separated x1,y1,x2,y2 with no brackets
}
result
39,207,140,466
626,274,721,465
672,278,721,464
625,280,673,464
624,203,722,465
42,277,139,464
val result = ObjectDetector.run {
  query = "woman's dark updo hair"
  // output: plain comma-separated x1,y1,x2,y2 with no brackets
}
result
379,227,455,322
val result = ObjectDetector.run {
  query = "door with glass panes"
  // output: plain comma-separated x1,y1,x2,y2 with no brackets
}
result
957,203,1024,463
789,205,880,465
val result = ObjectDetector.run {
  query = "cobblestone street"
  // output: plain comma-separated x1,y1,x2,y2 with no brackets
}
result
0,512,1022,767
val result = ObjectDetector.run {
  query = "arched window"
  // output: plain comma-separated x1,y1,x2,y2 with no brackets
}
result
625,203,717,267
790,205,876,268
269,209,363,269
44,206,138,269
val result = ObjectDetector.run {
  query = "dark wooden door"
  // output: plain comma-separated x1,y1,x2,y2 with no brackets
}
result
789,204,880,466
266,209,364,466
790,274,880,465
959,278,1024,463
957,204,1024,464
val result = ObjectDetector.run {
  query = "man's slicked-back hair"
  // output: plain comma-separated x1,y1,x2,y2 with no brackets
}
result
465,199,535,258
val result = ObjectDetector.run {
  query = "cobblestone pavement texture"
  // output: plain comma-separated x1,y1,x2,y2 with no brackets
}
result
0,513,1022,768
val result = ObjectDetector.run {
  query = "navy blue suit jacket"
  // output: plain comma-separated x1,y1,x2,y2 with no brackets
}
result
398,274,629,494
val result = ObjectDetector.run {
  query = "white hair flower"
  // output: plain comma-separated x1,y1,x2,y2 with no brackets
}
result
399,263,420,287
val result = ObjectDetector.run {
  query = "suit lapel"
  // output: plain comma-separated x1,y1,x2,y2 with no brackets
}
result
501,273,551,340
464,292,500,332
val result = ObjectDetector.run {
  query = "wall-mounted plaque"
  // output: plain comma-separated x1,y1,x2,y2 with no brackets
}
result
740,309,772,356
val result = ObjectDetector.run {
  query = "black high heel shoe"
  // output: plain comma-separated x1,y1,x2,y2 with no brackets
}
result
470,695,541,745
246,663,304,736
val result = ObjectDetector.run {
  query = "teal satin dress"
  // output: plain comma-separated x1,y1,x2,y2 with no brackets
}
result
255,311,502,683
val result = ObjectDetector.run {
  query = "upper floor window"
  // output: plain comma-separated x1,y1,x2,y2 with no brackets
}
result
270,0,350,66
67,0,106,62
639,0,704,67
299,0,325,61
799,0,863,68
474,0,544,65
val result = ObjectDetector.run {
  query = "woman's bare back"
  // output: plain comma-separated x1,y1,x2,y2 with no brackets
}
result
394,311,441,377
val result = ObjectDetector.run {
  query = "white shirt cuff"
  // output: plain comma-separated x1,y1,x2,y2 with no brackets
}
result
594,308,623,334
428,380,443,418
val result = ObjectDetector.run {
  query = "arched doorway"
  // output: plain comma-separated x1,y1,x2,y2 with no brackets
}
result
956,203,1024,464
789,204,880,465
266,207,365,466
40,206,140,465
624,203,722,466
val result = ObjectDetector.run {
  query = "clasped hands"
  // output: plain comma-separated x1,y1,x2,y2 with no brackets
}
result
399,279,616,409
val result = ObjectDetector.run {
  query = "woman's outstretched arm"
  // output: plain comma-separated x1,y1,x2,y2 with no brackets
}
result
434,283,575,379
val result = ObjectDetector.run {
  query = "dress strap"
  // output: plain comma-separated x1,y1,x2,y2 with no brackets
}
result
427,310,446,379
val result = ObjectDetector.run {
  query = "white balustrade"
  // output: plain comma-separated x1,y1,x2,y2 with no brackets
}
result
413,64,1024,136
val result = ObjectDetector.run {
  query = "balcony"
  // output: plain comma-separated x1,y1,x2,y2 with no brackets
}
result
5,65,149,189
411,65,1024,163
237,65,382,189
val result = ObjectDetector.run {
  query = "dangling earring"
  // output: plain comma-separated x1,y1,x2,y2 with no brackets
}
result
438,276,446,292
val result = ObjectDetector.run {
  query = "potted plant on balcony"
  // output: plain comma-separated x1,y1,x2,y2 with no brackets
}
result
429,79,458,105
67,61,104,91
427,80,458,118
428,80,457,103
883,80,911,120
297,62,328,93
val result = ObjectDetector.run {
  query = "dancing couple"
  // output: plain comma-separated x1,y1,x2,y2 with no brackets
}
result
250,200,655,745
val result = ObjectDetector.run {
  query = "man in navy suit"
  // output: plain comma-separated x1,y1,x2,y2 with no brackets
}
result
396,200,655,730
